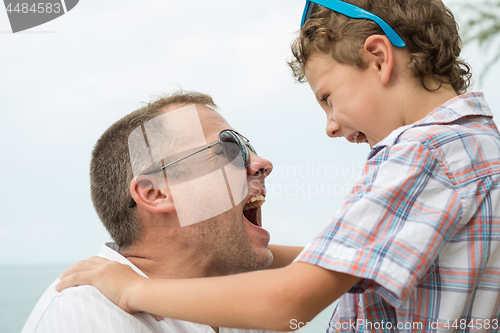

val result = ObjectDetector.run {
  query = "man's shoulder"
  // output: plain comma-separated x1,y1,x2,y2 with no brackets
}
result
22,278,117,332
21,278,178,333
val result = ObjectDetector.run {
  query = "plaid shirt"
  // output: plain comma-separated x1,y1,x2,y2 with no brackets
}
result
296,93,500,332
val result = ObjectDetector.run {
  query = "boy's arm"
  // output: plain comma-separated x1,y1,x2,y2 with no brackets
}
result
57,257,359,332
268,244,304,269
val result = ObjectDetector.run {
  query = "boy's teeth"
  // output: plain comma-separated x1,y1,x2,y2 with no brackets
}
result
353,132,359,143
353,132,367,144
243,194,265,211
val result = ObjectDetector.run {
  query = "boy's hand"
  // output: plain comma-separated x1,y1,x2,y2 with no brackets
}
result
56,256,146,315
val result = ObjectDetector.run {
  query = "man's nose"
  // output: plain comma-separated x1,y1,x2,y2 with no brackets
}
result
247,152,273,178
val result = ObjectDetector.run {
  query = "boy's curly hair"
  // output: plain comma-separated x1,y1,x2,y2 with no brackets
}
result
289,0,472,94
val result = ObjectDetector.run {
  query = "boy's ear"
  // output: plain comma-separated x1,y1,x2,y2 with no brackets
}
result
130,176,176,214
363,35,394,85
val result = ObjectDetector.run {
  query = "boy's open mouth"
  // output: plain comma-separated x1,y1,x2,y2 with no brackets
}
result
242,194,265,227
352,131,368,144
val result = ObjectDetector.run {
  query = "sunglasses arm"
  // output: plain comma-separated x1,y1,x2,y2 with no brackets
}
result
144,142,220,176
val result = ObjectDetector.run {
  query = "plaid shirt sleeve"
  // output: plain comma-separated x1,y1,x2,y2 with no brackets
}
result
295,139,464,307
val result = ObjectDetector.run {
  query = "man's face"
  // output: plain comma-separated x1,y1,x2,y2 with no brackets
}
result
166,104,274,274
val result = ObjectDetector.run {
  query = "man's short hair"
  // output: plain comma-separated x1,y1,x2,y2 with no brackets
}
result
289,0,472,94
90,90,218,249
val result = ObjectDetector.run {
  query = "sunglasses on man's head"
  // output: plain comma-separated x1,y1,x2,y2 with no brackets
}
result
301,0,406,48
128,129,255,208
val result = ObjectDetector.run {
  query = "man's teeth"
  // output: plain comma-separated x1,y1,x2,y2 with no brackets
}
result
243,194,265,211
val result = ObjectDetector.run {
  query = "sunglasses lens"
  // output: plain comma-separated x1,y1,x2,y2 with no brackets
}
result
220,131,248,169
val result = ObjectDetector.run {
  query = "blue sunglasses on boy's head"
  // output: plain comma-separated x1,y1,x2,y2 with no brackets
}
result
301,0,406,48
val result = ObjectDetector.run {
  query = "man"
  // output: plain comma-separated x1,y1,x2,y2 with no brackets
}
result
22,91,296,333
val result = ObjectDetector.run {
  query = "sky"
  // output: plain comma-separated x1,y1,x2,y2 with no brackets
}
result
1,0,499,265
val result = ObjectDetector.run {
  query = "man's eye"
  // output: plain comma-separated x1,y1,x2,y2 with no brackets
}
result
213,149,225,156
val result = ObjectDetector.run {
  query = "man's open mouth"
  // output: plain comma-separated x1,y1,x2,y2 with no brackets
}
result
242,194,265,227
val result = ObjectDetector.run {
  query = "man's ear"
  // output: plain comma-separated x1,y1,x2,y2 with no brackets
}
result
130,176,176,213
363,35,394,85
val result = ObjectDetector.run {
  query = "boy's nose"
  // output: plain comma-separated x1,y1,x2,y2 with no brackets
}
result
247,153,273,178
326,120,341,138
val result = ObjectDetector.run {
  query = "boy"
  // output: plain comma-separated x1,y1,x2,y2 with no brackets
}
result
57,0,500,332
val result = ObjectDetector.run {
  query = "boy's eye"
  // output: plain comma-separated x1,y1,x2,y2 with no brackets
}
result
320,94,330,105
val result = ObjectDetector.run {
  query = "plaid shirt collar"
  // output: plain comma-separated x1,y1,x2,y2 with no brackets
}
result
369,92,492,159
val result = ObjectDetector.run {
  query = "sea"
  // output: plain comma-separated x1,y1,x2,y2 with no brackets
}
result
0,265,335,333
0,265,69,333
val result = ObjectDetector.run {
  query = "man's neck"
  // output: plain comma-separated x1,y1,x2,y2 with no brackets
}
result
120,245,219,279
119,240,222,333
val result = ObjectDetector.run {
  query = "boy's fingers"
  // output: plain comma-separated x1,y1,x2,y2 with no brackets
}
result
59,260,96,279
151,314,164,322
86,256,111,263
56,272,93,292
59,256,110,279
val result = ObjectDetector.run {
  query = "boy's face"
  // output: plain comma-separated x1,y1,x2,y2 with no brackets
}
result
304,52,400,148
